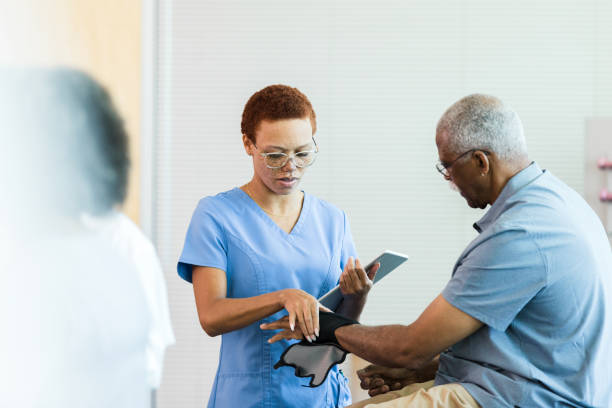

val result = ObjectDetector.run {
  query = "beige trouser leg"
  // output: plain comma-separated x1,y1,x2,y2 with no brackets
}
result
348,381,480,408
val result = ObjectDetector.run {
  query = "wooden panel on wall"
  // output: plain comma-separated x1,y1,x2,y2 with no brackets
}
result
0,0,142,224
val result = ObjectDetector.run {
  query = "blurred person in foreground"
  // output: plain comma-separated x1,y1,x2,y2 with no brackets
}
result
264,94,612,407
0,68,174,407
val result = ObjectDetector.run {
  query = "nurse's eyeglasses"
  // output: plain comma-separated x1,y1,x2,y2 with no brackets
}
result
253,138,318,169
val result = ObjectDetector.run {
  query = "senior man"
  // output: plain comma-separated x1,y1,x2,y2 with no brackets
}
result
264,94,612,407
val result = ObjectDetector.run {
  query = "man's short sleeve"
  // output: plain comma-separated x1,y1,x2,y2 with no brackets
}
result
177,198,227,283
442,224,546,332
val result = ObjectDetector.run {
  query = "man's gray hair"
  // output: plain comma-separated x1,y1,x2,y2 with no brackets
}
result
436,94,527,161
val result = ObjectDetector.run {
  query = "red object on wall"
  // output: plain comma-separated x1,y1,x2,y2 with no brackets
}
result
600,189,612,202
597,157,612,169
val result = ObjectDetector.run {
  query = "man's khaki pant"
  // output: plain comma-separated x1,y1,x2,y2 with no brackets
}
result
348,381,480,408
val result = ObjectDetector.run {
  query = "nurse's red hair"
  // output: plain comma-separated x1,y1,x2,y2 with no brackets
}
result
241,84,317,143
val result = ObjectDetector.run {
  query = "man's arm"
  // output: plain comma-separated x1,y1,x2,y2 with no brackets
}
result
335,294,483,369
335,258,380,320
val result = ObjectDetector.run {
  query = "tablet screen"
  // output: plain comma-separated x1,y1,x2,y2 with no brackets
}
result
318,250,409,310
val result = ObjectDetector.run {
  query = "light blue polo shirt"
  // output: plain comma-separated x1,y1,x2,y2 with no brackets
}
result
436,162,612,407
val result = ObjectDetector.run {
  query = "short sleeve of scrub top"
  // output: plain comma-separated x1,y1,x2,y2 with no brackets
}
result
178,197,228,283
177,188,357,408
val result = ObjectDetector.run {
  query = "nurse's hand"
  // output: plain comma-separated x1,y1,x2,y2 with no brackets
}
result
339,257,380,300
277,289,319,342
261,304,332,343
260,316,304,343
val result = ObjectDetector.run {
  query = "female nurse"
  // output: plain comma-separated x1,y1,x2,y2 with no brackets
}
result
178,85,377,407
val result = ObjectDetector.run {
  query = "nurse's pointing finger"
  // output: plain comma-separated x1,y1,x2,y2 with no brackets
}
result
297,313,311,342
302,306,314,341
319,303,332,313
288,311,296,332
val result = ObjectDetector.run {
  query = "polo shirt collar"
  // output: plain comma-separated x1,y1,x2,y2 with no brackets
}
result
473,161,543,232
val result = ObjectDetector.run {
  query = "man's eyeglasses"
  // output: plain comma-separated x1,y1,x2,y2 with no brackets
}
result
254,138,318,169
436,149,490,178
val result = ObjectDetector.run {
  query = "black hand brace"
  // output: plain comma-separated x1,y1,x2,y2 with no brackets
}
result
313,310,359,347
273,311,360,387
274,342,348,387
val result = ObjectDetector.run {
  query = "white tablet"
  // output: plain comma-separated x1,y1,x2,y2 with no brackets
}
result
318,250,409,310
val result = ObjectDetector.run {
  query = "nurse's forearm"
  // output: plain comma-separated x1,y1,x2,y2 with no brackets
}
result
199,288,321,339
198,291,286,336
193,266,320,338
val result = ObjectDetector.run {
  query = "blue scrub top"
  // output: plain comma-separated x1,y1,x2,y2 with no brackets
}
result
178,187,357,408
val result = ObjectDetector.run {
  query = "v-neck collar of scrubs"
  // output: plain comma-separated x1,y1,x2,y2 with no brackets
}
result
234,187,311,240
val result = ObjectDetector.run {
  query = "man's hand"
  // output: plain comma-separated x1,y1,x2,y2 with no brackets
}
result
339,257,380,300
357,365,420,397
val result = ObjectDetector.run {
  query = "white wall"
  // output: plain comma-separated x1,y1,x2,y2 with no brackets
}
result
153,1,612,406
